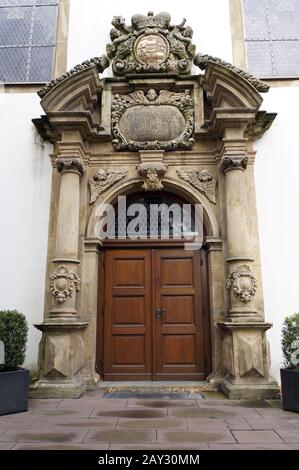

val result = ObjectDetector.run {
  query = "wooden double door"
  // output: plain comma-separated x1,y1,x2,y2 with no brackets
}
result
99,246,210,381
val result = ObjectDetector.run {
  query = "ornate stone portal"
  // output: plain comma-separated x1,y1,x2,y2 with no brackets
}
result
31,11,279,399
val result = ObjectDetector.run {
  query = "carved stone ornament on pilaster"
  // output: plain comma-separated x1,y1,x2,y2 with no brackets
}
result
56,158,86,175
89,169,127,204
177,168,216,204
137,162,167,191
226,265,257,304
111,89,194,151
49,265,81,304
219,155,248,173
106,11,195,76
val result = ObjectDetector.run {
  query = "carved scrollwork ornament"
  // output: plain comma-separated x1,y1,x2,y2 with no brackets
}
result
49,265,81,304
194,53,270,93
219,155,248,173
56,158,86,175
137,163,167,191
226,265,257,303
177,168,216,204
88,169,128,204
111,89,194,151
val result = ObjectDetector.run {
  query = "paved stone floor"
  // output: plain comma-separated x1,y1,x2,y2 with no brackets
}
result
1,390,299,450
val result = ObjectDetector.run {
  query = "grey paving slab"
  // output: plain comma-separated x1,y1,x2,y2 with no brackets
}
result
90,408,166,419
169,406,260,420
0,416,37,429
0,442,15,450
57,398,127,409
28,407,95,418
254,408,299,419
126,399,198,408
224,419,252,430
84,429,156,444
247,418,299,430
117,418,187,429
11,442,109,450
29,417,117,430
109,443,209,450
0,428,88,443
208,443,297,450
28,399,63,409
275,429,299,443
186,418,228,431
232,430,284,444
158,429,236,444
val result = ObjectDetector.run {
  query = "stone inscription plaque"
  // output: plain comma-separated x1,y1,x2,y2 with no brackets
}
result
119,105,185,142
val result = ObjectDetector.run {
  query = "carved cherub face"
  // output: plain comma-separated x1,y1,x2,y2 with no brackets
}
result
198,170,211,181
146,89,158,102
94,169,107,181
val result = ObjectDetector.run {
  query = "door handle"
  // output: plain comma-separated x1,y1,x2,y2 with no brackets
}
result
156,307,165,320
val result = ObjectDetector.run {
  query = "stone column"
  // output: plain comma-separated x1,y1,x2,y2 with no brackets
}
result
218,127,279,399
31,157,88,398
49,158,84,318
219,130,257,321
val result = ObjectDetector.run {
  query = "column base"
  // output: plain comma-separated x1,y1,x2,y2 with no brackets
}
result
29,376,86,399
219,378,280,400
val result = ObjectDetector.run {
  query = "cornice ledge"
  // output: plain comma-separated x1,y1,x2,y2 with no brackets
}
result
194,53,270,93
37,55,110,99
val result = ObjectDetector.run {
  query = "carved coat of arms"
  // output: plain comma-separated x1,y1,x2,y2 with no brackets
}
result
106,11,195,75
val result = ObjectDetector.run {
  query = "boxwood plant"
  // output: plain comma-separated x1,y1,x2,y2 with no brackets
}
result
0,310,28,371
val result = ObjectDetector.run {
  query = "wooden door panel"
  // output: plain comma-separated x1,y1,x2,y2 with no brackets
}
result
162,295,195,324
153,249,204,380
162,257,193,286
103,249,152,380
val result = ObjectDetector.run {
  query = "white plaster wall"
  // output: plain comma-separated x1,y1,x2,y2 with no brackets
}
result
67,0,233,71
0,93,52,368
254,88,299,382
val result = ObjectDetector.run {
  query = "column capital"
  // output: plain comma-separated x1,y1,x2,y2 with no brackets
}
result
56,158,86,175
219,154,248,173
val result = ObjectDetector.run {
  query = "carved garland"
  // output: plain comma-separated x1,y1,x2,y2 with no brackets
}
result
226,265,257,303
49,265,81,304
177,168,216,204
111,89,194,151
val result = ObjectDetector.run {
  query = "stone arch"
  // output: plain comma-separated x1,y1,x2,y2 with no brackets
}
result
86,177,220,240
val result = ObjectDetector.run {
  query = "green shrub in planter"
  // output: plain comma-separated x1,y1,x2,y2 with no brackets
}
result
281,313,299,412
0,310,28,371
0,310,29,415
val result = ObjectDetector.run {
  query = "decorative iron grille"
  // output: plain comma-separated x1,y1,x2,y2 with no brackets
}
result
0,0,58,82
243,0,299,77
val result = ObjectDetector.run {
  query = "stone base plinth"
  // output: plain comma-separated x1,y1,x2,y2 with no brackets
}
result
220,378,280,400
30,375,86,399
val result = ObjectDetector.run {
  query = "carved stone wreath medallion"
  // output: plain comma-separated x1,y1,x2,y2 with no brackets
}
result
111,89,194,151
226,265,257,303
49,265,81,304
89,169,127,204
177,168,216,204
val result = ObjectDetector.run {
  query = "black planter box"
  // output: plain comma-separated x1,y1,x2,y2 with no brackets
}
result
281,368,299,413
0,368,29,416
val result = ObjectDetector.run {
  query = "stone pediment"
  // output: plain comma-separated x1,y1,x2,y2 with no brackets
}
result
34,10,275,146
